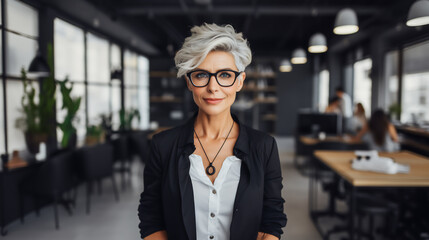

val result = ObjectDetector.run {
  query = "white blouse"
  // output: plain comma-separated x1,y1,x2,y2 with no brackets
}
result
188,154,242,240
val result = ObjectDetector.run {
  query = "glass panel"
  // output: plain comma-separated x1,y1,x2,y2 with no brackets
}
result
54,18,85,82
111,82,121,130
384,50,399,116
402,40,429,124
353,58,372,117
7,80,39,154
110,44,121,71
124,49,138,86
318,70,329,112
0,79,4,154
125,87,139,129
87,85,110,126
56,82,86,147
0,36,2,74
138,55,149,129
6,32,38,76
87,33,109,83
7,0,38,37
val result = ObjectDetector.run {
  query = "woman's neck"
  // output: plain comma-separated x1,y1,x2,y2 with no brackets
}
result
194,110,234,140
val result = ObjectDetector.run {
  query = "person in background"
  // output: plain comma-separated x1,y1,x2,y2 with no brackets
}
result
353,109,400,152
351,102,367,133
335,86,353,133
325,96,341,114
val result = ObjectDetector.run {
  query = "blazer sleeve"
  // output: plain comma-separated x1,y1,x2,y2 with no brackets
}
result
259,136,287,238
138,134,166,238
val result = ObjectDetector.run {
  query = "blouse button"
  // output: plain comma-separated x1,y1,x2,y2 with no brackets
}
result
209,236,214,239
210,212,215,218
212,189,217,194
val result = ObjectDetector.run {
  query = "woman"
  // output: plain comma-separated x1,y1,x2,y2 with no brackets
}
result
138,23,287,240
353,109,399,152
350,102,367,133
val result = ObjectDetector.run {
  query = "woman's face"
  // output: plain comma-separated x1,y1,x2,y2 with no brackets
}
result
186,51,246,116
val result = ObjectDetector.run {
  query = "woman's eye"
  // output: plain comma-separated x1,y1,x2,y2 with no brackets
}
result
196,73,209,78
219,72,232,78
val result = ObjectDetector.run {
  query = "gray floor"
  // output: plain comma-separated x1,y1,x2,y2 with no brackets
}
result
4,137,344,240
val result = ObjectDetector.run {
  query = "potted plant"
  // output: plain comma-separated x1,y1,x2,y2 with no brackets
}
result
388,102,401,121
15,68,48,154
85,124,104,146
57,77,81,149
119,108,141,131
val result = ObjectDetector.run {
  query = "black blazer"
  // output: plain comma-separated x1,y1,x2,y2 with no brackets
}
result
138,113,287,240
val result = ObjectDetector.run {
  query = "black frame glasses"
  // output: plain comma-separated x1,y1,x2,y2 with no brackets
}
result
186,69,242,87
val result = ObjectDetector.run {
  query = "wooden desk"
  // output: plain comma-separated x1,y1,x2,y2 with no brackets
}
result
314,151,429,187
300,135,361,145
310,150,429,240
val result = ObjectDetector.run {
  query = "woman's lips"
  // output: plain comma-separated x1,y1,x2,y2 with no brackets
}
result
204,98,223,104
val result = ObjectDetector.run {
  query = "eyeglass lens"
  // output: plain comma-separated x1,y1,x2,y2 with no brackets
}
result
189,70,237,87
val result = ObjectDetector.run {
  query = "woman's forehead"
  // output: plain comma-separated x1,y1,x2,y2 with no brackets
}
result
196,51,237,70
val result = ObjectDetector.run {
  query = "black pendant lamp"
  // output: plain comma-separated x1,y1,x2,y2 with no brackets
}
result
28,50,50,77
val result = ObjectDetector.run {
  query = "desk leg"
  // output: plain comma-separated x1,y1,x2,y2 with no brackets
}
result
349,186,356,240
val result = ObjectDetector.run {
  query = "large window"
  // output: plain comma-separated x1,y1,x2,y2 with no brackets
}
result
4,0,38,154
401,40,429,124
384,50,399,114
353,58,372,117
54,18,86,145
87,32,110,126
110,44,121,130
124,49,149,130
318,69,329,112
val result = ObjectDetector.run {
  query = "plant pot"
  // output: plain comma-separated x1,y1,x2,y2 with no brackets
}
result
67,132,77,149
25,132,48,154
85,136,99,146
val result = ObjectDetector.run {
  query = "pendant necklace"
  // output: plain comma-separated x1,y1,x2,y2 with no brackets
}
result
194,120,234,176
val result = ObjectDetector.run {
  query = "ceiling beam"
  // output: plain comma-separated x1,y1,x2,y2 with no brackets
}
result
118,6,379,16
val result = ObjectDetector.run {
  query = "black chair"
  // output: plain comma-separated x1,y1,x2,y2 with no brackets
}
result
128,130,150,164
111,134,132,189
19,149,76,229
76,143,119,214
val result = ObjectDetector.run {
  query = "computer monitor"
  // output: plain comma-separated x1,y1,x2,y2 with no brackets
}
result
296,111,342,135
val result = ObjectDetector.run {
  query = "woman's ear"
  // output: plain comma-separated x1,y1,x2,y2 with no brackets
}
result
236,72,246,92
185,77,193,91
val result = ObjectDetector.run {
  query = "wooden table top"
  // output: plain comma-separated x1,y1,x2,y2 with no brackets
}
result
300,135,361,145
314,151,429,187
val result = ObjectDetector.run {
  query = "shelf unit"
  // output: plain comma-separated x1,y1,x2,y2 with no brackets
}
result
233,70,277,134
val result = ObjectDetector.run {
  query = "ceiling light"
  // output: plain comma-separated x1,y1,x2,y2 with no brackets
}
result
279,59,292,72
406,0,429,27
308,33,328,53
291,48,307,64
333,8,359,35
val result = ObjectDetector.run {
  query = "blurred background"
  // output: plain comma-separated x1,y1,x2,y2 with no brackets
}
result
1,0,429,239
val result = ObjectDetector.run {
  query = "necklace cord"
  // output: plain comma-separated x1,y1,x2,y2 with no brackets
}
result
194,120,235,165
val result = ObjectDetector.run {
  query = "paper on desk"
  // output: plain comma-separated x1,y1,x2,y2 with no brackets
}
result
352,151,410,174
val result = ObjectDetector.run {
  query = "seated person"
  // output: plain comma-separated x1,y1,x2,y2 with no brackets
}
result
350,102,367,133
325,96,341,114
353,109,400,152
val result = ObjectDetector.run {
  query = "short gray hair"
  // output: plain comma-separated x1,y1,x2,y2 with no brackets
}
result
174,23,252,78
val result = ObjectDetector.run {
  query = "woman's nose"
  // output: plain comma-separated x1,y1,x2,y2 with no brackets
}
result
206,75,219,92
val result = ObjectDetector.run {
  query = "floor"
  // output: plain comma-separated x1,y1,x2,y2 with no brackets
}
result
3,137,348,240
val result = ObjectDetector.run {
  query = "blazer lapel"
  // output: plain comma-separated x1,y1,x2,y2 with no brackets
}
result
177,112,197,240
178,149,196,240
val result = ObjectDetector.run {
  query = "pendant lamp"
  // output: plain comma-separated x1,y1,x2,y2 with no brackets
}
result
406,0,429,27
28,50,50,77
333,8,359,35
279,59,292,72
291,48,307,64
308,33,328,53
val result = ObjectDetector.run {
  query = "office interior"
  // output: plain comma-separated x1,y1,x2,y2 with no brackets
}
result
1,0,429,239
